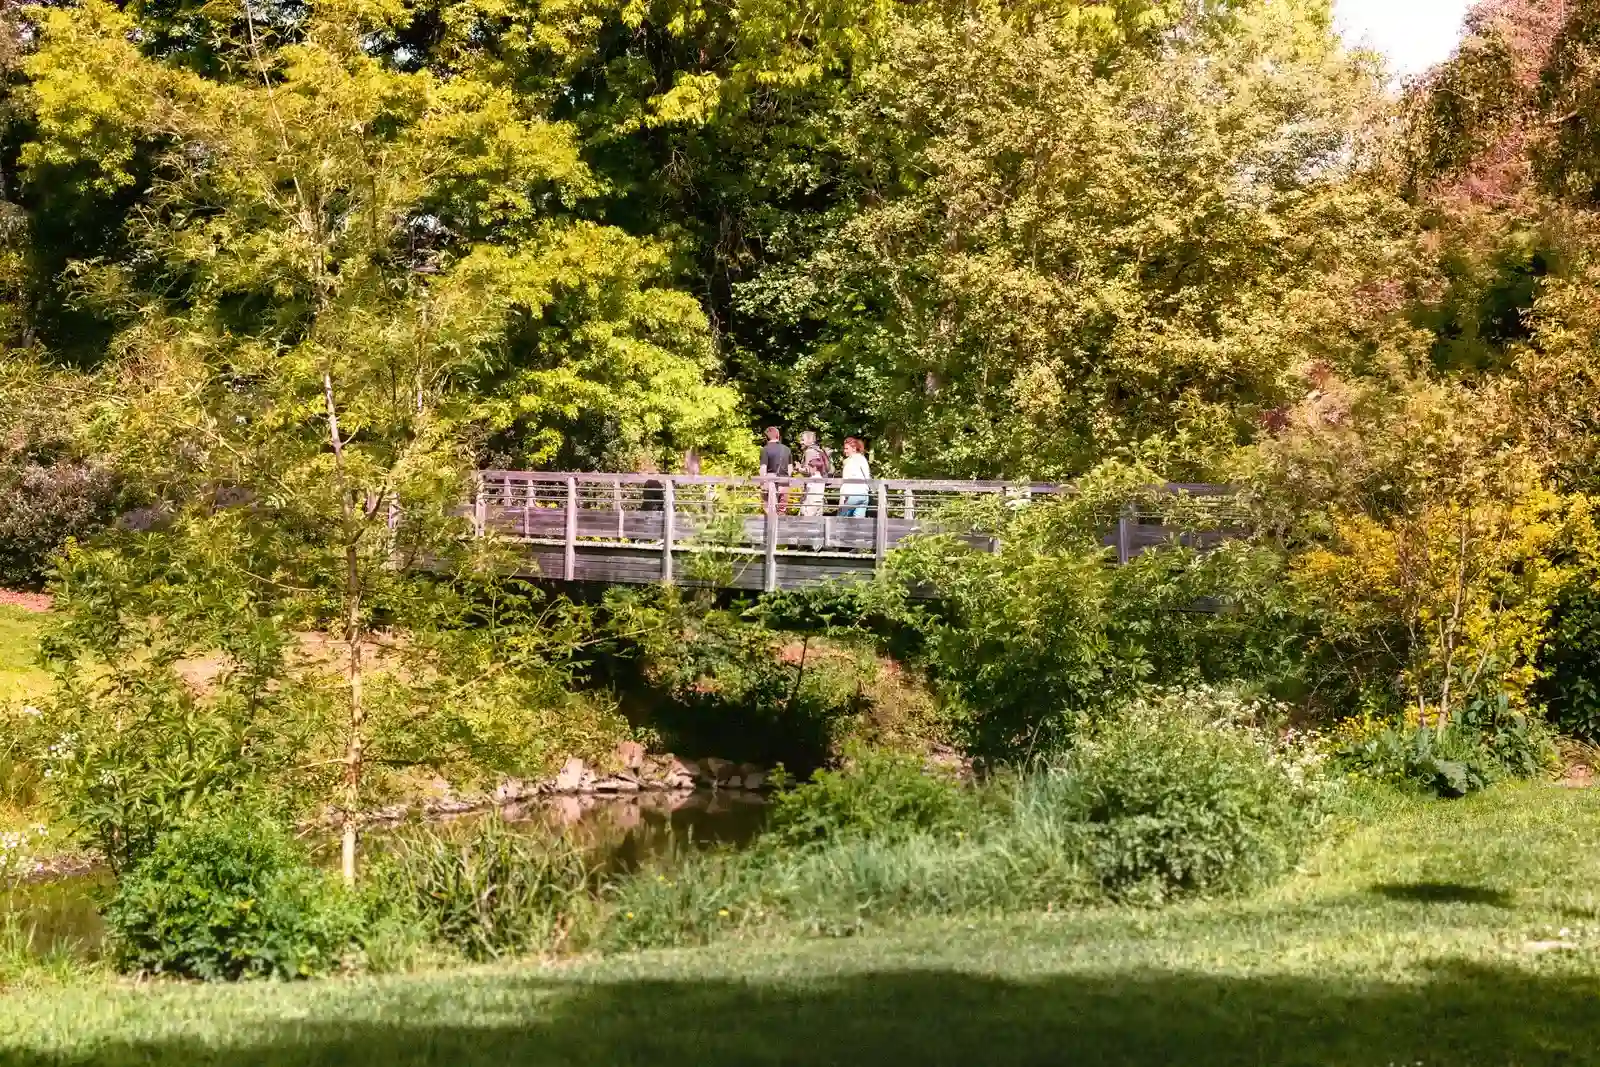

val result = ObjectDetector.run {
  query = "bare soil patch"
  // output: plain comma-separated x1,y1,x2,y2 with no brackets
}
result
0,589,52,613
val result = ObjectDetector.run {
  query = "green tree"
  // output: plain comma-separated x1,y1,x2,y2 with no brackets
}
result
24,0,727,878
744,1,1416,477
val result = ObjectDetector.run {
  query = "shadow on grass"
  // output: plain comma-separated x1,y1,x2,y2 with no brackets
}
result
10,960,1600,1067
1370,882,1516,907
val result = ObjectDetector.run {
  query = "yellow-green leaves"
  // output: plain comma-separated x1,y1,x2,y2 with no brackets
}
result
22,2,160,193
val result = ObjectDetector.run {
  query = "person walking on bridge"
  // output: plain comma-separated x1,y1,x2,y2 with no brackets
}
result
798,430,832,477
758,427,792,514
839,436,871,518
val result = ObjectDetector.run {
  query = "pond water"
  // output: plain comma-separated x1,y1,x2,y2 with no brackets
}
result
503,789,770,870
353,789,771,872
4,791,771,963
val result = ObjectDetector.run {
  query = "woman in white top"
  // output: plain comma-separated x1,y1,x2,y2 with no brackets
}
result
838,436,871,518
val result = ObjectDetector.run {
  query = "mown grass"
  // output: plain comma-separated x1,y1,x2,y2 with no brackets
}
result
2,784,1598,1065
0,605,48,704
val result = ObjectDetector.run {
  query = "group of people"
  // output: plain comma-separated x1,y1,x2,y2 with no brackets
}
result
758,427,874,518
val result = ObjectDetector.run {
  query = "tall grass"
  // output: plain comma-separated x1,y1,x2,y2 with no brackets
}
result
374,819,598,961
605,696,1331,947
377,692,1333,958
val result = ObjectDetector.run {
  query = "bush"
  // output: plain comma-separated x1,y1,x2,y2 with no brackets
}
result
604,688,1331,947
103,812,358,980
374,817,596,961
882,485,1294,763
763,746,975,848
1538,580,1600,740
1053,688,1329,903
1335,699,1557,798
36,669,266,874
0,459,118,589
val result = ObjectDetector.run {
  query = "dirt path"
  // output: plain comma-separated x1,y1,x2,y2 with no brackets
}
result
0,590,52,612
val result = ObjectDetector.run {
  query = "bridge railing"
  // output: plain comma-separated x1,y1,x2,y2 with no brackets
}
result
463,472,1242,592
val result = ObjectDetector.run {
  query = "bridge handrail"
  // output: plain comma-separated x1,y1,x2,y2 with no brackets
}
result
473,470,1233,496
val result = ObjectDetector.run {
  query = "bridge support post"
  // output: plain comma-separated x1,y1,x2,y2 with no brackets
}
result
564,476,577,580
874,481,889,568
1117,503,1136,565
473,474,486,539
662,478,676,585
763,480,778,593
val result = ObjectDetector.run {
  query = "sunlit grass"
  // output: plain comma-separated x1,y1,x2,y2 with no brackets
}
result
0,605,48,704
1,785,1598,1065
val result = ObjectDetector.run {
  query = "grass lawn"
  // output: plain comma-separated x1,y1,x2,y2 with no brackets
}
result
3,784,1599,1066
0,604,48,704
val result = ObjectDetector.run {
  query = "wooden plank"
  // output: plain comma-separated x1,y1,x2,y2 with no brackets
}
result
575,512,664,541
825,516,878,550
490,506,564,537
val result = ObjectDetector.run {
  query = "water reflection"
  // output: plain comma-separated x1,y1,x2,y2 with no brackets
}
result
416,790,771,873
3,792,772,967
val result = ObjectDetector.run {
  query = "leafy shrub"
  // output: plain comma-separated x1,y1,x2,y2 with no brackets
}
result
103,812,358,980
0,459,118,589
1538,580,1600,740
763,746,974,848
36,669,268,874
375,817,596,961
1053,688,1329,903
1335,699,1557,798
883,484,1294,763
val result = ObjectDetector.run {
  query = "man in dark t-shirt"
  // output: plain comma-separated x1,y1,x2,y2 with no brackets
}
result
758,427,792,513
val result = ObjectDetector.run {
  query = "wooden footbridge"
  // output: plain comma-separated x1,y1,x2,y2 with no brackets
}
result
467,472,1240,594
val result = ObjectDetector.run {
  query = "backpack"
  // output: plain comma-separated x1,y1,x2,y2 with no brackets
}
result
806,444,834,475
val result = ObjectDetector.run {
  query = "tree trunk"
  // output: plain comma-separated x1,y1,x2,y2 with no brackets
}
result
340,539,365,885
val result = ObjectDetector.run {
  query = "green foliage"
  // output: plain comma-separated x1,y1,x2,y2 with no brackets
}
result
1336,699,1557,798
882,481,1292,761
1054,690,1330,902
762,746,972,848
607,687,1329,947
372,817,596,962
38,542,634,855
599,587,855,770
1539,579,1600,739
103,812,359,981
751,3,1408,478
34,665,273,875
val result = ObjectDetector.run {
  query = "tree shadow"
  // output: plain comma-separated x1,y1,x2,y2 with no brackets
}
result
1370,882,1516,907
10,959,1599,1066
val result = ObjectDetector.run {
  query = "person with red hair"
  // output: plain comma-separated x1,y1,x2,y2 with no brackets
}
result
838,436,871,518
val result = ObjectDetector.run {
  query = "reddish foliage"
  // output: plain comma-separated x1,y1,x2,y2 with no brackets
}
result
1412,0,1571,208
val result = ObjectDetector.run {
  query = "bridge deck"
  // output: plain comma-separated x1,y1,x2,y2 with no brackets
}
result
469,472,1237,594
